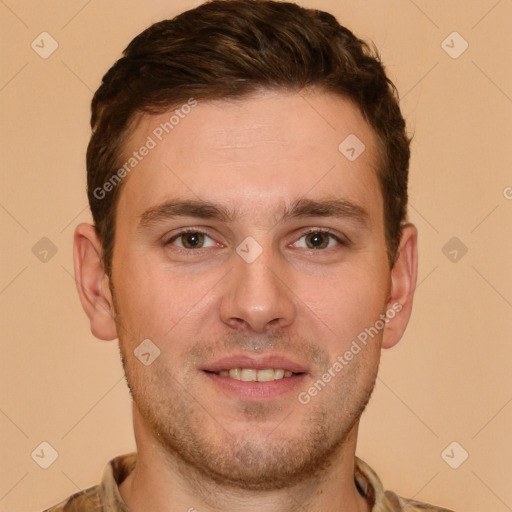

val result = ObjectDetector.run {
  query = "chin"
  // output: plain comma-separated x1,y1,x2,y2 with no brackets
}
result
179,436,339,491
147,409,357,492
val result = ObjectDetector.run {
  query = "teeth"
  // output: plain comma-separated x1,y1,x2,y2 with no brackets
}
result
241,369,257,382
219,368,296,381
229,368,241,380
255,369,275,382
274,369,284,379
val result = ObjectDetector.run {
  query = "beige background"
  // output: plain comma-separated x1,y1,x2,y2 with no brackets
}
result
1,1,511,511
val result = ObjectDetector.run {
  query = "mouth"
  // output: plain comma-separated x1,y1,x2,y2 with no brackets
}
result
201,355,308,400
207,368,298,381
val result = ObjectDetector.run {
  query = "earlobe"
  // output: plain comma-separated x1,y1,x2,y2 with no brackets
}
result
73,223,118,341
381,223,418,349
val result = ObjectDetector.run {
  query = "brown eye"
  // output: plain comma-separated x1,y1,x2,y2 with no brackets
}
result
180,232,205,249
165,230,218,251
305,232,330,249
291,230,342,250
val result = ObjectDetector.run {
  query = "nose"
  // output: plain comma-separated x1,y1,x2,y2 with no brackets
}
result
219,248,296,333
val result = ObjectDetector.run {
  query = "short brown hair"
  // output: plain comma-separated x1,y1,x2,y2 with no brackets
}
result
87,0,410,275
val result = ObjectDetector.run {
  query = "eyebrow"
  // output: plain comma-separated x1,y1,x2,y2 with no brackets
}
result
138,197,370,229
278,198,370,228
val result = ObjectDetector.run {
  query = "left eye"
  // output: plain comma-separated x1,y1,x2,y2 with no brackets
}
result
293,231,340,250
168,231,217,249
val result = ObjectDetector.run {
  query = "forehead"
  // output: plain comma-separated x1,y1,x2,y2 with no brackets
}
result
117,90,382,225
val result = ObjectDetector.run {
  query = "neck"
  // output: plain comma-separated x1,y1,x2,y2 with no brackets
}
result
119,407,370,512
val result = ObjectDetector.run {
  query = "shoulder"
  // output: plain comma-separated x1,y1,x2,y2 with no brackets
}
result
42,452,136,512
355,457,455,512
384,489,456,512
42,485,101,511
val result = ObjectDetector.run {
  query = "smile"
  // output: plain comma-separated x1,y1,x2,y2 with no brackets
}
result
214,368,296,381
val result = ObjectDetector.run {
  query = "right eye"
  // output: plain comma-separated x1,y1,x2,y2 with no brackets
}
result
165,230,218,250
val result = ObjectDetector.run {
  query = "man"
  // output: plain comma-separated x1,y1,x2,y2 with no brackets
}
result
46,0,453,510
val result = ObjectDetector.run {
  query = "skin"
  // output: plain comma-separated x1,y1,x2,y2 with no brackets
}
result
74,89,418,512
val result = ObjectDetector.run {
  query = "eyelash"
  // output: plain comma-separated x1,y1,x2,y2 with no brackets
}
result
164,227,348,251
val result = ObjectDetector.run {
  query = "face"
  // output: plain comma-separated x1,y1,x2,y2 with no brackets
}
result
76,90,416,490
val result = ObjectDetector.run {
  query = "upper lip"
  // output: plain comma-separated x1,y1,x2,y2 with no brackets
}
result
201,355,308,374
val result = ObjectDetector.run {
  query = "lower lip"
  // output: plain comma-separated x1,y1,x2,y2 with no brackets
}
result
203,371,307,401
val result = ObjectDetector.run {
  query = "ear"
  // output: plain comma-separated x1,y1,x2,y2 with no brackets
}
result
73,223,118,341
381,223,418,349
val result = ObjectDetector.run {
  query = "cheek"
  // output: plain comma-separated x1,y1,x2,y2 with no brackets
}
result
111,249,223,345
296,263,389,351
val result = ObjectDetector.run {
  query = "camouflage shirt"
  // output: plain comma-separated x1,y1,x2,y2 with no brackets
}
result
44,453,454,511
